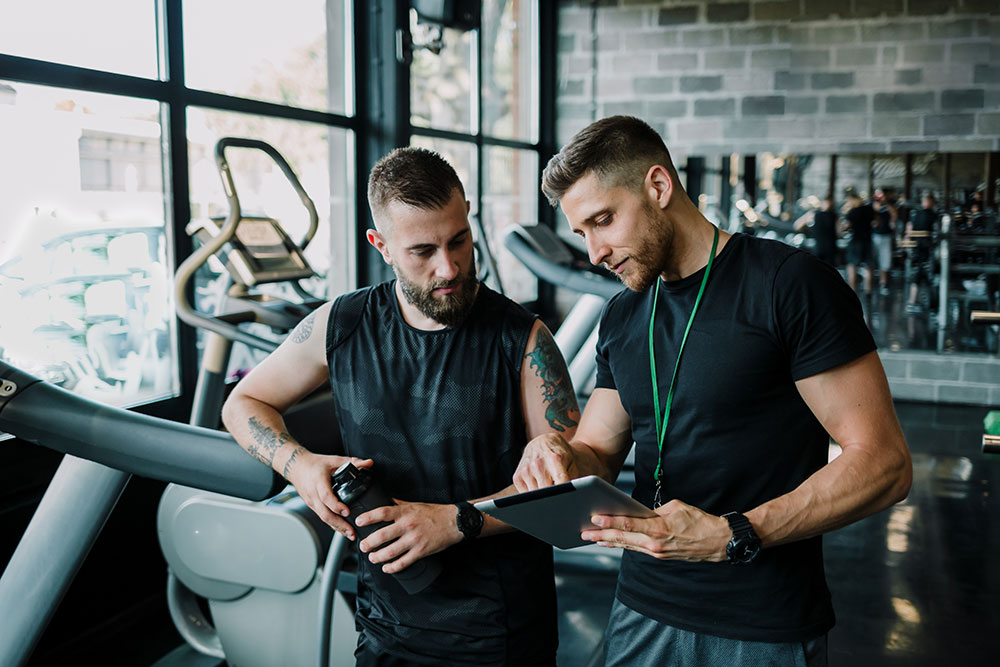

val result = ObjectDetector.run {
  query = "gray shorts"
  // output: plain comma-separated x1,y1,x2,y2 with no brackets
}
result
872,234,893,271
603,598,828,667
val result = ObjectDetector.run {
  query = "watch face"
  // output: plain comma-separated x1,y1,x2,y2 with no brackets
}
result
728,536,761,564
458,504,483,538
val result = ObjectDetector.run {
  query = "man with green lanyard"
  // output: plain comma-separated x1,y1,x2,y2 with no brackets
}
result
513,116,912,667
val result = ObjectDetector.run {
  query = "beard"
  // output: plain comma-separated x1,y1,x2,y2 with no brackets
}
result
616,199,673,292
395,264,480,328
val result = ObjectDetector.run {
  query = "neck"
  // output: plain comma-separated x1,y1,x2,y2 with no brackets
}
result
658,208,729,282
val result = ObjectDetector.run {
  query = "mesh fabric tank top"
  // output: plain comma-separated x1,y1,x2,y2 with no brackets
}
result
325,281,556,666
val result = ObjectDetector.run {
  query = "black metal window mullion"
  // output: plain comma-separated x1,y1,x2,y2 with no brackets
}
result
162,0,198,415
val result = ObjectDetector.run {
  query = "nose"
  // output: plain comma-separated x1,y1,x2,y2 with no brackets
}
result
585,234,611,267
434,249,460,282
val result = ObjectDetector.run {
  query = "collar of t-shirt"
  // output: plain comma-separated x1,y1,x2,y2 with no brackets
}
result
657,232,738,294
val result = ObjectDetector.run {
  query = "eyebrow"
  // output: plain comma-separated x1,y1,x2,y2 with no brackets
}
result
405,228,468,252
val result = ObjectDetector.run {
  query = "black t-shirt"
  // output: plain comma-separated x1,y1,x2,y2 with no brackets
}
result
873,205,893,235
595,233,875,643
910,208,937,260
845,204,875,243
811,210,838,257
326,282,556,666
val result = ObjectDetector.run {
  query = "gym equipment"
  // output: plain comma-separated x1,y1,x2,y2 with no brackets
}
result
174,137,325,429
0,360,282,667
160,138,357,666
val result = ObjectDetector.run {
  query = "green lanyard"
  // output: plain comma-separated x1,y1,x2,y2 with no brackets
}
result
648,225,719,507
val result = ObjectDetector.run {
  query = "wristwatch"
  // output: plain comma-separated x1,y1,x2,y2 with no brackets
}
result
455,501,484,542
722,512,761,565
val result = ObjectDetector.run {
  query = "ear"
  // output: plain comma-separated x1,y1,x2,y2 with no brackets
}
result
645,165,674,210
465,199,471,215
366,229,393,265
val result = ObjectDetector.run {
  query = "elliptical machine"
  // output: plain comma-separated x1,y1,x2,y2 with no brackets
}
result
158,138,357,666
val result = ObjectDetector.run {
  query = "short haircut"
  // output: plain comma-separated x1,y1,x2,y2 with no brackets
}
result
368,147,465,226
541,115,678,207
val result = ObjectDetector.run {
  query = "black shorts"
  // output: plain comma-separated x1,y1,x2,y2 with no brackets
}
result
846,239,871,266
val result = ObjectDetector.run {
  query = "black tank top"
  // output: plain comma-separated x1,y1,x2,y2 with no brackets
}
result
326,281,556,666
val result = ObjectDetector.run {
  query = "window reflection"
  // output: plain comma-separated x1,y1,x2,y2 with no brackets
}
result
0,81,177,406
0,1,158,79
482,0,538,142
483,146,539,302
410,11,475,132
183,0,351,115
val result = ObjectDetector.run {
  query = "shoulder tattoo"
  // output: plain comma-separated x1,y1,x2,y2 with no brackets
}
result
526,327,580,432
290,310,318,344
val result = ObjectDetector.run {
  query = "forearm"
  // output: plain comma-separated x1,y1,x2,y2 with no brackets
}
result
747,441,911,549
567,437,625,484
222,394,308,479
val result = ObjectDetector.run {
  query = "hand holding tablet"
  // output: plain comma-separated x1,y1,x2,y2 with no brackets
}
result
475,475,656,549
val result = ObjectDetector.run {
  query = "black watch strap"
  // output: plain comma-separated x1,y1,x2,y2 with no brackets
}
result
455,501,483,542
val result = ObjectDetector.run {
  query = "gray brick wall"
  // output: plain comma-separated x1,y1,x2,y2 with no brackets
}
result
556,0,1000,154
879,351,1000,407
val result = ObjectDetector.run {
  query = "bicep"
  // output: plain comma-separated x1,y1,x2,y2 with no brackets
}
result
794,351,907,460
228,303,332,414
520,320,581,440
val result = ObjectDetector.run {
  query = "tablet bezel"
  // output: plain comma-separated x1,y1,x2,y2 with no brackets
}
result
474,475,656,550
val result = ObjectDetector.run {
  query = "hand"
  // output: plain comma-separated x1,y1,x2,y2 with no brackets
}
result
513,432,580,492
581,498,731,563
355,501,462,574
285,452,373,540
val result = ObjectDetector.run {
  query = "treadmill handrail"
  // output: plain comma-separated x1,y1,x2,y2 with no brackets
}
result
503,225,623,300
0,361,282,501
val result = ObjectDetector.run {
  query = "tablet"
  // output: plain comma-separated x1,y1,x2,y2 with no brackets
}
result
475,476,656,550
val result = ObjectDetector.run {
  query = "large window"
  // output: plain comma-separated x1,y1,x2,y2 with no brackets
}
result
0,1,159,78
408,0,541,304
0,81,177,405
0,0,357,411
183,0,352,115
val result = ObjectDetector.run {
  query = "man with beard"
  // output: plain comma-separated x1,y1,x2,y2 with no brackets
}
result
512,116,911,667
222,147,577,666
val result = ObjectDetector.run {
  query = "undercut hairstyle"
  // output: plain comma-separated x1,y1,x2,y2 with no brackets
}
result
541,115,679,207
368,147,465,231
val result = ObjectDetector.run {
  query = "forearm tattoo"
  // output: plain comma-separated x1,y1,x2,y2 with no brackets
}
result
526,328,580,432
247,416,293,468
290,310,317,344
282,445,306,479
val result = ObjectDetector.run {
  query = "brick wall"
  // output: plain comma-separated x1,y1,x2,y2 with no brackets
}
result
556,0,1000,157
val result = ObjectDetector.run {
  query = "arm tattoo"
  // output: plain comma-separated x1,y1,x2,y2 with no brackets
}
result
282,445,306,479
246,416,292,467
290,310,317,344
526,328,580,432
